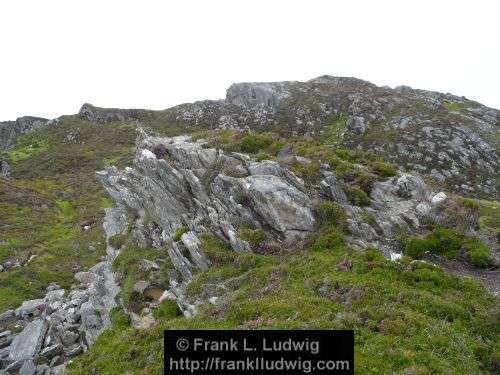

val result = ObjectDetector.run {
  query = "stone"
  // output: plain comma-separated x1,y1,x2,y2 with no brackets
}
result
138,259,160,272
133,281,151,294
15,299,46,317
19,359,36,375
39,344,63,359
74,271,98,284
35,364,50,375
51,364,67,375
242,175,315,233
0,310,14,322
64,344,83,358
321,174,348,203
49,355,64,367
9,319,48,360
431,192,447,205
60,330,79,347
4,359,23,373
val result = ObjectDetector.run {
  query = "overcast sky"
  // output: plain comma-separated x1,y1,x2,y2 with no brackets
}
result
1,0,499,120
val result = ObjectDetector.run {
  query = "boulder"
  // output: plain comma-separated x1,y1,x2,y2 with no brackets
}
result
9,319,48,360
15,299,46,317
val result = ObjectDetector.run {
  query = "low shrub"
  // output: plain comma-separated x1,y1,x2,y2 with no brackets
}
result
153,300,182,319
201,234,236,264
372,161,397,177
311,227,345,251
464,239,495,268
240,228,267,246
313,201,348,230
173,226,189,241
240,134,274,153
109,233,128,249
345,186,371,207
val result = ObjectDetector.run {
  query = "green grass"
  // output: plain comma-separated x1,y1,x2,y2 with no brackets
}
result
69,236,500,374
445,101,464,112
0,114,203,311
172,226,189,242
313,201,348,230
325,114,348,145
405,228,494,268
345,186,371,207
239,228,267,246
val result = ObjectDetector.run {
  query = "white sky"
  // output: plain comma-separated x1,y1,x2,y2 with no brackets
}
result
1,0,499,120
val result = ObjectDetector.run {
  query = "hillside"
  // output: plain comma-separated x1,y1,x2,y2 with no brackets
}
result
0,76,498,374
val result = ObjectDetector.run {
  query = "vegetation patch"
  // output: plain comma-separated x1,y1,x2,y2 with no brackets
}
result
313,201,348,230
405,228,494,268
70,240,499,375
240,228,267,246
345,186,371,207
172,226,189,242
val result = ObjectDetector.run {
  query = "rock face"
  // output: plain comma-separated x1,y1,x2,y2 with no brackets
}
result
0,116,48,150
96,129,317,314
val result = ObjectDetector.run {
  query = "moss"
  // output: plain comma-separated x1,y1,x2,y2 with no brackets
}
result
172,226,189,242
311,227,345,251
109,233,128,249
240,228,267,246
292,160,322,183
153,300,182,319
233,191,250,205
313,201,348,230
255,152,273,161
345,186,371,207
372,161,397,177
445,101,464,112
464,239,495,268
239,134,274,153
200,234,236,264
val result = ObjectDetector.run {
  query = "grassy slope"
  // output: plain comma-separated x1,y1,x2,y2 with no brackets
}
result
71,128,499,375
70,236,499,374
1,117,498,374
0,115,192,311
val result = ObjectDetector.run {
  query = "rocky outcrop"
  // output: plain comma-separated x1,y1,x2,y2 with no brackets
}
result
93,130,460,317
0,207,123,374
78,103,153,125
95,130,317,314
0,117,48,150
79,76,499,198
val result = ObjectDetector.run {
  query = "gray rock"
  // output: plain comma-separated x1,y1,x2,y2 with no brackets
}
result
9,319,48,360
0,311,14,322
0,116,48,151
226,82,291,108
19,360,36,375
39,344,63,359
50,364,66,375
74,272,98,285
15,300,45,318
133,281,151,294
138,259,160,273
64,344,83,358
49,355,63,368
59,331,78,347
321,174,348,203
35,364,50,375
4,359,23,373
242,175,315,233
